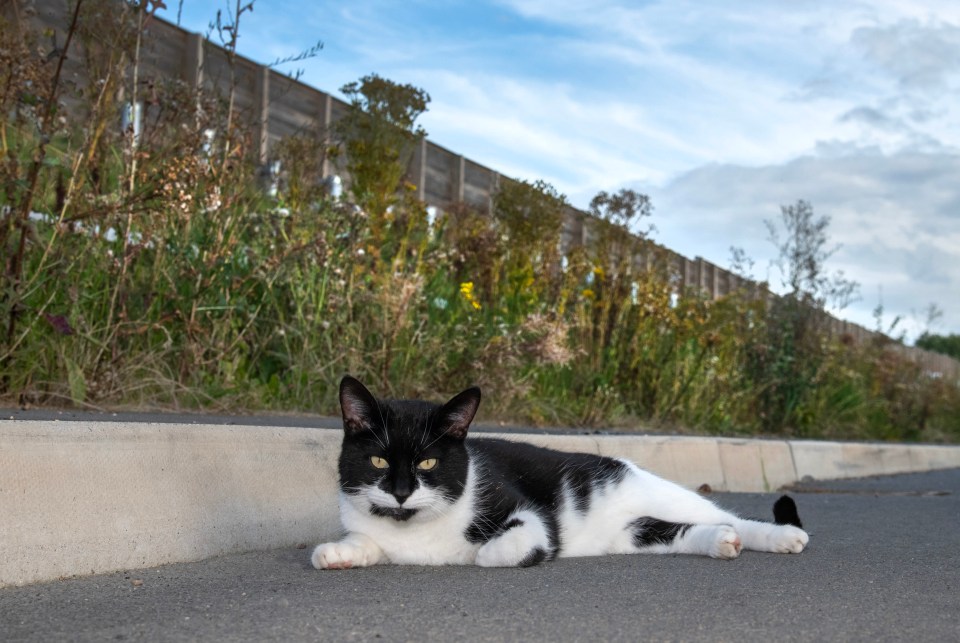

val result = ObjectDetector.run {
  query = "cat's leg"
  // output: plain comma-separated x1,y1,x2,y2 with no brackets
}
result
621,466,740,525
629,517,743,559
475,509,555,567
621,465,809,554
633,490,809,555
311,532,385,569
731,518,808,554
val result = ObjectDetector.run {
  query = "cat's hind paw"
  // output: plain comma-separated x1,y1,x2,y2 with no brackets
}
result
311,541,376,570
771,525,809,554
710,525,742,560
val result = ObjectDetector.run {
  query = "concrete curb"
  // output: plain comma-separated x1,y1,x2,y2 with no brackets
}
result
2,419,959,588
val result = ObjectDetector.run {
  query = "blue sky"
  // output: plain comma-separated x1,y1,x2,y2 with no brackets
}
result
162,1,960,341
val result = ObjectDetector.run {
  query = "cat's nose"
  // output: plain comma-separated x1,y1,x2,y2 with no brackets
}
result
393,478,414,504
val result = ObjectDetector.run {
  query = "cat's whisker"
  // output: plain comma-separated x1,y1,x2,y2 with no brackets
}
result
419,430,449,453
374,398,390,446
364,426,387,451
419,412,436,449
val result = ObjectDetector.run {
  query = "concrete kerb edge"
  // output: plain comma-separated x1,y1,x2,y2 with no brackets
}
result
2,419,960,588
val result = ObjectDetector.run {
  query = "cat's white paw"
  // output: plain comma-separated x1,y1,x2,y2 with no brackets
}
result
476,512,550,567
771,525,809,553
312,541,374,570
710,525,742,559
476,535,537,567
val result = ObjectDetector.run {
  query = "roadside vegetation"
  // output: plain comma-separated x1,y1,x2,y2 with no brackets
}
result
2,1,958,442
916,331,960,362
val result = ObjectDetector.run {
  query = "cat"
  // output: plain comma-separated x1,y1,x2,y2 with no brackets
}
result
311,376,809,569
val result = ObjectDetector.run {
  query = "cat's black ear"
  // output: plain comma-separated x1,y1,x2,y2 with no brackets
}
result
437,386,481,440
339,376,380,436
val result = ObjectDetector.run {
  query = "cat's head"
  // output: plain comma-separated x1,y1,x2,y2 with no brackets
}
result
336,376,481,522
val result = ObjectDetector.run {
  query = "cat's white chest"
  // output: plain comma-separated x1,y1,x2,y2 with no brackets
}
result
349,509,480,565
338,465,481,566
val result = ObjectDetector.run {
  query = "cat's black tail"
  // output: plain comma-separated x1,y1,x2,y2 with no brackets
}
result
772,495,803,529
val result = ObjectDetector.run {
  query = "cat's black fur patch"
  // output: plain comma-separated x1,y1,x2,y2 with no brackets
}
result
502,518,525,530
773,495,803,529
630,517,692,548
518,547,548,568
564,455,629,513
369,506,417,521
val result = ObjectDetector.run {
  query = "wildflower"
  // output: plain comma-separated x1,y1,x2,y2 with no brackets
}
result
582,289,595,299
460,281,481,310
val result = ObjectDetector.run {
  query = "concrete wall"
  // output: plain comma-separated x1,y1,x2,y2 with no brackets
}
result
0,421,341,588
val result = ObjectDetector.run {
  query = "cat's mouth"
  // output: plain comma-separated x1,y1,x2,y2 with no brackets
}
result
370,505,418,521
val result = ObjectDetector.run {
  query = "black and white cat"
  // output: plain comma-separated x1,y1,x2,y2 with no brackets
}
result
312,376,809,569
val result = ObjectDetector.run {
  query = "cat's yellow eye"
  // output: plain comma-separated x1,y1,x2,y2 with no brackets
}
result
417,458,438,471
370,456,389,469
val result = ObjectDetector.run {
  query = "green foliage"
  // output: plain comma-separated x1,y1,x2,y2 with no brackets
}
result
746,200,862,433
494,178,566,254
916,333,960,360
335,74,430,223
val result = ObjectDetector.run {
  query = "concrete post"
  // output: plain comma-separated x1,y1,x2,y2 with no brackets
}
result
184,32,204,129
454,155,466,204
321,93,333,178
183,32,204,89
490,172,500,216
255,66,270,164
410,139,427,202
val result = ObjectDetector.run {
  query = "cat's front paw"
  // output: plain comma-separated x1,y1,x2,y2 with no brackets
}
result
710,525,743,559
771,525,809,554
311,541,374,570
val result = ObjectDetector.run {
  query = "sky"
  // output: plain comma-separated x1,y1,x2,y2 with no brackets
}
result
162,1,960,342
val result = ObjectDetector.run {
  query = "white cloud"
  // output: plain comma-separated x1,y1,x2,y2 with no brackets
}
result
652,148,960,340
852,20,960,93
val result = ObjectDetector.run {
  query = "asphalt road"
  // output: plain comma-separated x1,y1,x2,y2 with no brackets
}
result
2,469,959,642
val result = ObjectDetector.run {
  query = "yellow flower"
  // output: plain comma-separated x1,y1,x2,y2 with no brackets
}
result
459,281,481,310
582,289,596,299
